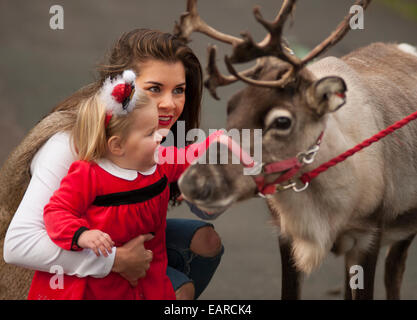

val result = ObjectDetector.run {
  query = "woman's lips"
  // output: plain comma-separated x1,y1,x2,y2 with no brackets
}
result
159,116,173,126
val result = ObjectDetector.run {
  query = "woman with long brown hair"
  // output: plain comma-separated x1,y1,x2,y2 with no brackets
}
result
1,29,224,300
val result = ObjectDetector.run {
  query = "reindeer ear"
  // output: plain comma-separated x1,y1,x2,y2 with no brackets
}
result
307,76,347,116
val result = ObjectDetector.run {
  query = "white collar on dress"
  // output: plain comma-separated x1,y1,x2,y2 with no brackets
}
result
96,158,157,181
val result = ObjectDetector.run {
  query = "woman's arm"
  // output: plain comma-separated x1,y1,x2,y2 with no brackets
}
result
43,160,96,251
3,132,114,278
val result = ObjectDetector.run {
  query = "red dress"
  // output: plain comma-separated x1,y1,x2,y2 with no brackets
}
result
27,132,220,300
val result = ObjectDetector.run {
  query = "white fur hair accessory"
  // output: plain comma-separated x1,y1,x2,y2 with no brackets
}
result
99,69,138,117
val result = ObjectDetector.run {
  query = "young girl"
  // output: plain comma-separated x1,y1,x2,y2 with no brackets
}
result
27,70,219,300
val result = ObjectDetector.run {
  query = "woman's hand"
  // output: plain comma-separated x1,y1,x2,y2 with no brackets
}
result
111,233,154,287
77,229,115,257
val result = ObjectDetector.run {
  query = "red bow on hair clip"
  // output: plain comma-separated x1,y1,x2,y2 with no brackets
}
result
99,70,138,128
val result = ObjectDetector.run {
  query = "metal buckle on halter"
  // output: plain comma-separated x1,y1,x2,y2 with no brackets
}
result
297,144,320,165
275,181,297,192
257,178,310,198
276,179,310,193
257,192,270,199
292,180,309,192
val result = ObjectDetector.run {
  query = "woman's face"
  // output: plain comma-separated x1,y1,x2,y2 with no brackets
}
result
135,59,186,131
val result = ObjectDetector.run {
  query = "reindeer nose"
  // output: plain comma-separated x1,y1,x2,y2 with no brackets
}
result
179,166,213,201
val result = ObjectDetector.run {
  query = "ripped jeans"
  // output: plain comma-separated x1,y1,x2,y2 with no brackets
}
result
165,218,224,299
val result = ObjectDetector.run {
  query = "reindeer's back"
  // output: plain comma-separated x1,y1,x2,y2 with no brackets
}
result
347,43,417,212
310,43,417,219
342,42,417,83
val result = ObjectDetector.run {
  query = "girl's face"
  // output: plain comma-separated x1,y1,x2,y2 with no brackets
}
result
120,104,162,172
135,59,186,131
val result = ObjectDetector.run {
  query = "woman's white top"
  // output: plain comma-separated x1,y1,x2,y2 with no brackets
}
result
3,131,154,278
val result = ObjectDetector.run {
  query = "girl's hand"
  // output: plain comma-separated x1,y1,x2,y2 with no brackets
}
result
77,229,115,257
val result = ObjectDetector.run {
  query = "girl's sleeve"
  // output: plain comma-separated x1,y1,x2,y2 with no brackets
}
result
160,130,223,183
43,160,96,251
3,133,114,278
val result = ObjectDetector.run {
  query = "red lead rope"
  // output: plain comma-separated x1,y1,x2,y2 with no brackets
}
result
300,109,417,185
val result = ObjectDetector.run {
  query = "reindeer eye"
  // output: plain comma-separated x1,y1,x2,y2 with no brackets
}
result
273,116,292,130
264,109,293,135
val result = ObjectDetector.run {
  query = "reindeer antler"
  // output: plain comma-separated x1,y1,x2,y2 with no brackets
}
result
301,0,372,65
174,0,372,99
204,45,266,100
173,0,242,46
174,0,297,98
204,45,243,100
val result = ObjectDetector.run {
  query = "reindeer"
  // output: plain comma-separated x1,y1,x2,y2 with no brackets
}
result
175,0,417,299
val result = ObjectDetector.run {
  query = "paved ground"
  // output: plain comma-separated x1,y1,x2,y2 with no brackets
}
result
1,0,417,299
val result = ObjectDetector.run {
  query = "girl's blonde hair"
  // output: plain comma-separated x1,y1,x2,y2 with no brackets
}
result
71,89,151,162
